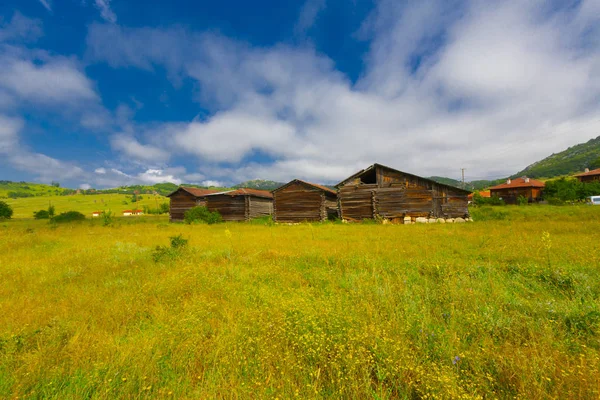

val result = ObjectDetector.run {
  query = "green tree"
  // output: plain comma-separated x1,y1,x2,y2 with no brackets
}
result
0,201,13,219
48,204,55,217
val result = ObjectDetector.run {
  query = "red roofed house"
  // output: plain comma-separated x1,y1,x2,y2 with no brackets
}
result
165,187,222,222
92,211,103,217
574,168,600,183
204,188,273,222
489,177,545,204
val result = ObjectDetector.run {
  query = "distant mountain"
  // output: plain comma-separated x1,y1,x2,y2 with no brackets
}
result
233,179,285,190
513,136,600,179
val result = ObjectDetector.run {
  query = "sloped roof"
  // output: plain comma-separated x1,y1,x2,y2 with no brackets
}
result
574,168,600,177
468,190,491,199
489,177,545,190
206,188,273,199
272,179,337,196
165,186,221,198
335,163,471,194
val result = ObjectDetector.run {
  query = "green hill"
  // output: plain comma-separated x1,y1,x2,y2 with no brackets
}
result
233,179,284,190
0,181,72,198
427,176,505,191
513,136,600,178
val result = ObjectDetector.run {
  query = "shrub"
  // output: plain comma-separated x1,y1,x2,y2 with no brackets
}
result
33,210,50,219
102,210,114,226
517,195,529,206
153,234,188,262
472,192,505,206
52,211,86,223
48,205,55,217
184,206,222,224
0,201,13,219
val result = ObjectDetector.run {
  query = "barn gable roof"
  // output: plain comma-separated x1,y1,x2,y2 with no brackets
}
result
165,186,221,198
335,163,471,194
205,188,273,199
272,179,337,196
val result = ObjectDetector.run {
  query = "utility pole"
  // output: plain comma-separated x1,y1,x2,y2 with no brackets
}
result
461,168,466,189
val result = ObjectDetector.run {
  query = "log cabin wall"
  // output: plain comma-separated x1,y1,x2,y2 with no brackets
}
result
338,165,469,220
248,197,274,219
206,195,246,221
168,190,197,222
273,182,328,222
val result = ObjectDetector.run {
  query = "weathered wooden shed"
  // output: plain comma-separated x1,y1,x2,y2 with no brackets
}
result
205,188,273,221
165,187,221,222
336,164,471,221
272,179,337,222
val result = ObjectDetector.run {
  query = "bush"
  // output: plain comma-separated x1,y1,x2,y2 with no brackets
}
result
33,210,50,219
52,211,86,223
517,195,528,206
184,206,222,224
102,210,114,226
472,192,505,206
153,234,188,262
0,201,13,219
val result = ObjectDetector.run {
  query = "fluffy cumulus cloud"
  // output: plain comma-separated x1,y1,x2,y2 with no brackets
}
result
84,0,600,184
0,13,112,184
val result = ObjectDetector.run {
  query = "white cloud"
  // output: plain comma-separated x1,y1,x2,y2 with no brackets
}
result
94,0,117,23
295,0,326,36
95,167,107,174
201,180,223,187
0,57,98,105
0,12,43,43
38,0,52,12
111,134,170,163
82,0,600,184
0,114,22,152
79,183,91,190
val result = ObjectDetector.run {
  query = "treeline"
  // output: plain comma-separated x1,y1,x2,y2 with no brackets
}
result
543,178,600,204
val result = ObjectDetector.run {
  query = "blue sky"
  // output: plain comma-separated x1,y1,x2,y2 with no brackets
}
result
0,0,599,188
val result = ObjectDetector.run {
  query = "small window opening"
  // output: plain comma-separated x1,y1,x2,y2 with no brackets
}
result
359,168,377,184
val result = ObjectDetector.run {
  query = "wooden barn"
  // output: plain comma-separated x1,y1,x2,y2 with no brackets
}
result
272,179,337,222
489,177,544,204
336,164,471,221
166,187,221,222
205,188,273,221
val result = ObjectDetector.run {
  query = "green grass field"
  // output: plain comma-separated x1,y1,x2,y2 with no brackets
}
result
3,193,168,219
1,206,600,398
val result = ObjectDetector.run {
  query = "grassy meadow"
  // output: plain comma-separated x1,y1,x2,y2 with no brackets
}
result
1,206,600,398
3,193,168,219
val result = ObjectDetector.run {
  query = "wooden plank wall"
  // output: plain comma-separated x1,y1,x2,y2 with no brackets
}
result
273,182,324,222
249,197,273,219
169,191,196,221
339,166,469,220
339,184,376,220
206,195,246,221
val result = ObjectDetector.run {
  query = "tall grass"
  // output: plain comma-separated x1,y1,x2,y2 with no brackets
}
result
0,206,599,398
